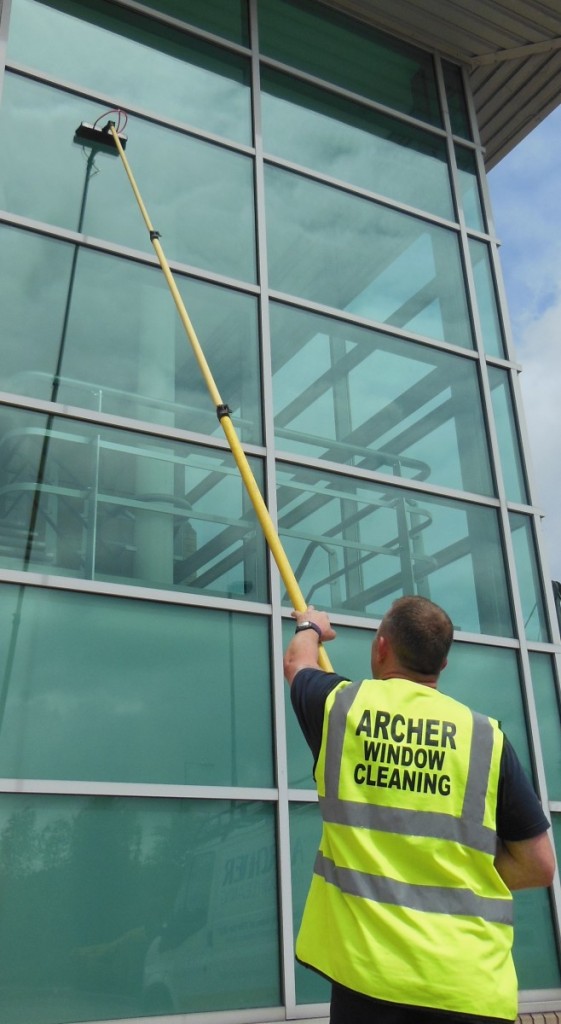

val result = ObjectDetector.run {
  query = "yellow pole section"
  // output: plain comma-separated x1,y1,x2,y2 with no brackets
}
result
109,124,334,673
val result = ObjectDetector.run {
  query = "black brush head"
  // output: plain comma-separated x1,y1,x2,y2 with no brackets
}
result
74,121,127,152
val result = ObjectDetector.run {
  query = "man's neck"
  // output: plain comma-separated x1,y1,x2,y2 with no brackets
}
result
378,670,438,689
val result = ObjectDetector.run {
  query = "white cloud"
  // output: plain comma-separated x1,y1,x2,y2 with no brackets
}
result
488,108,561,584
515,293,561,581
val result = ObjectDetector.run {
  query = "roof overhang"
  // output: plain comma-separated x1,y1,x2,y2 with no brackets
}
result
317,0,561,168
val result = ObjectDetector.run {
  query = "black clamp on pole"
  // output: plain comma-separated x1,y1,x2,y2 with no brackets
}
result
216,403,232,421
149,229,161,241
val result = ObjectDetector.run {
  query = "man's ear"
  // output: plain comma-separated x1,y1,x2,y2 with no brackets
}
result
440,658,448,671
376,635,389,661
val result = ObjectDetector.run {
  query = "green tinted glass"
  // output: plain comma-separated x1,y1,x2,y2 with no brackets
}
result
455,145,485,231
261,68,453,219
488,366,528,503
0,586,273,785
442,60,472,139
8,0,251,143
258,0,441,126
469,239,505,357
530,653,561,800
283,619,373,790
289,802,330,1005
271,303,491,493
509,513,549,642
0,226,261,443
0,795,280,1021
0,407,267,600
265,167,473,348
276,465,512,636
441,643,530,773
142,0,249,44
0,75,256,281
513,886,561,988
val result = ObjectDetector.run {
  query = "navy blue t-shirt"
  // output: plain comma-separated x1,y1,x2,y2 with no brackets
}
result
291,668,549,841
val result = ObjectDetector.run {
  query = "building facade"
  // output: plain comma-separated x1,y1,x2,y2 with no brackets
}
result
0,1,559,1022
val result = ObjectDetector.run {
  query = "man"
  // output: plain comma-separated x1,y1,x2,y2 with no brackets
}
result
284,596,555,1024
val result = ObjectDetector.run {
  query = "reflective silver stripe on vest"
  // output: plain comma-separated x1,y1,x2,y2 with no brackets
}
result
314,851,513,926
321,682,498,855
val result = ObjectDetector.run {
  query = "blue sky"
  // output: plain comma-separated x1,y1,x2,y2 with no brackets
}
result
488,105,561,584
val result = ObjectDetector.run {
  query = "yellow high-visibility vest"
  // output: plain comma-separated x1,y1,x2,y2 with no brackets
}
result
296,677,516,1020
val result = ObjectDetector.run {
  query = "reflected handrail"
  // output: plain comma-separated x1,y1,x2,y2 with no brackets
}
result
275,426,431,480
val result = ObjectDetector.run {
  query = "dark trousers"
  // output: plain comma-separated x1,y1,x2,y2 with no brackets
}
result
329,983,514,1024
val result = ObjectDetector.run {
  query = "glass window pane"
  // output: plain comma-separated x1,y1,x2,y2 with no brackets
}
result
283,619,373,790
271,303,492,494
0,795,281,1021
0,407,267,601
455,145,485,231
512,887,561,988
469,238,505,358
510,513,550,642
0,75,256,282
276,464,513,636
441,643,531,774
442,60,472,139
289,803,330,1005
530,653,561,800
258,0,442,127
141,0,249,45
7,0,252,144
0,226,261,444
0,586,273,785
265,167,473,349
488,366,528,504
261,68,453,220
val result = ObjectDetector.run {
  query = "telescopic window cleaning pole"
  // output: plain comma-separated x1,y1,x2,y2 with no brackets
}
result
76,115,334,672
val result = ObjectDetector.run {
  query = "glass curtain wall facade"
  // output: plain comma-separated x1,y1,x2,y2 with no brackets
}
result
0,0,559,1021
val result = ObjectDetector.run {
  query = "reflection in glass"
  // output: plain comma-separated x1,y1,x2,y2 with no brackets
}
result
442,60,472,139
0,225,261,442
469,239,505,357
265,166,473,348
0,586,273,785
289,803,329,1005
7,0,252,143
529,653,561,800
509,513,549,642
276,464,512,636
261,68,453,219
271,303,491,494
0,795,280,1021
0,407,267,600
488,367,528,503
258,0,442,126
0,75,256,281
455,145,485,231
139,0,249,44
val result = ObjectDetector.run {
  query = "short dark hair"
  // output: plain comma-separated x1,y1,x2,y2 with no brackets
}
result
379,596,453,676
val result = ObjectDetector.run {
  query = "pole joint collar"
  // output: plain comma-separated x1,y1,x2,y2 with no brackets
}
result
216,403,232,420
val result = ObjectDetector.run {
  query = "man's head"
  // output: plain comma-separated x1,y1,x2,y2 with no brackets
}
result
371,595,453,685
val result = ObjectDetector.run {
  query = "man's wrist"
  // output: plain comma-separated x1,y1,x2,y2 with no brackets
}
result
295,621,322,640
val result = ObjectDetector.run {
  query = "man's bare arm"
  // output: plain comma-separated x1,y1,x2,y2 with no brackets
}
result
283,608,336,686
495,831,556,891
